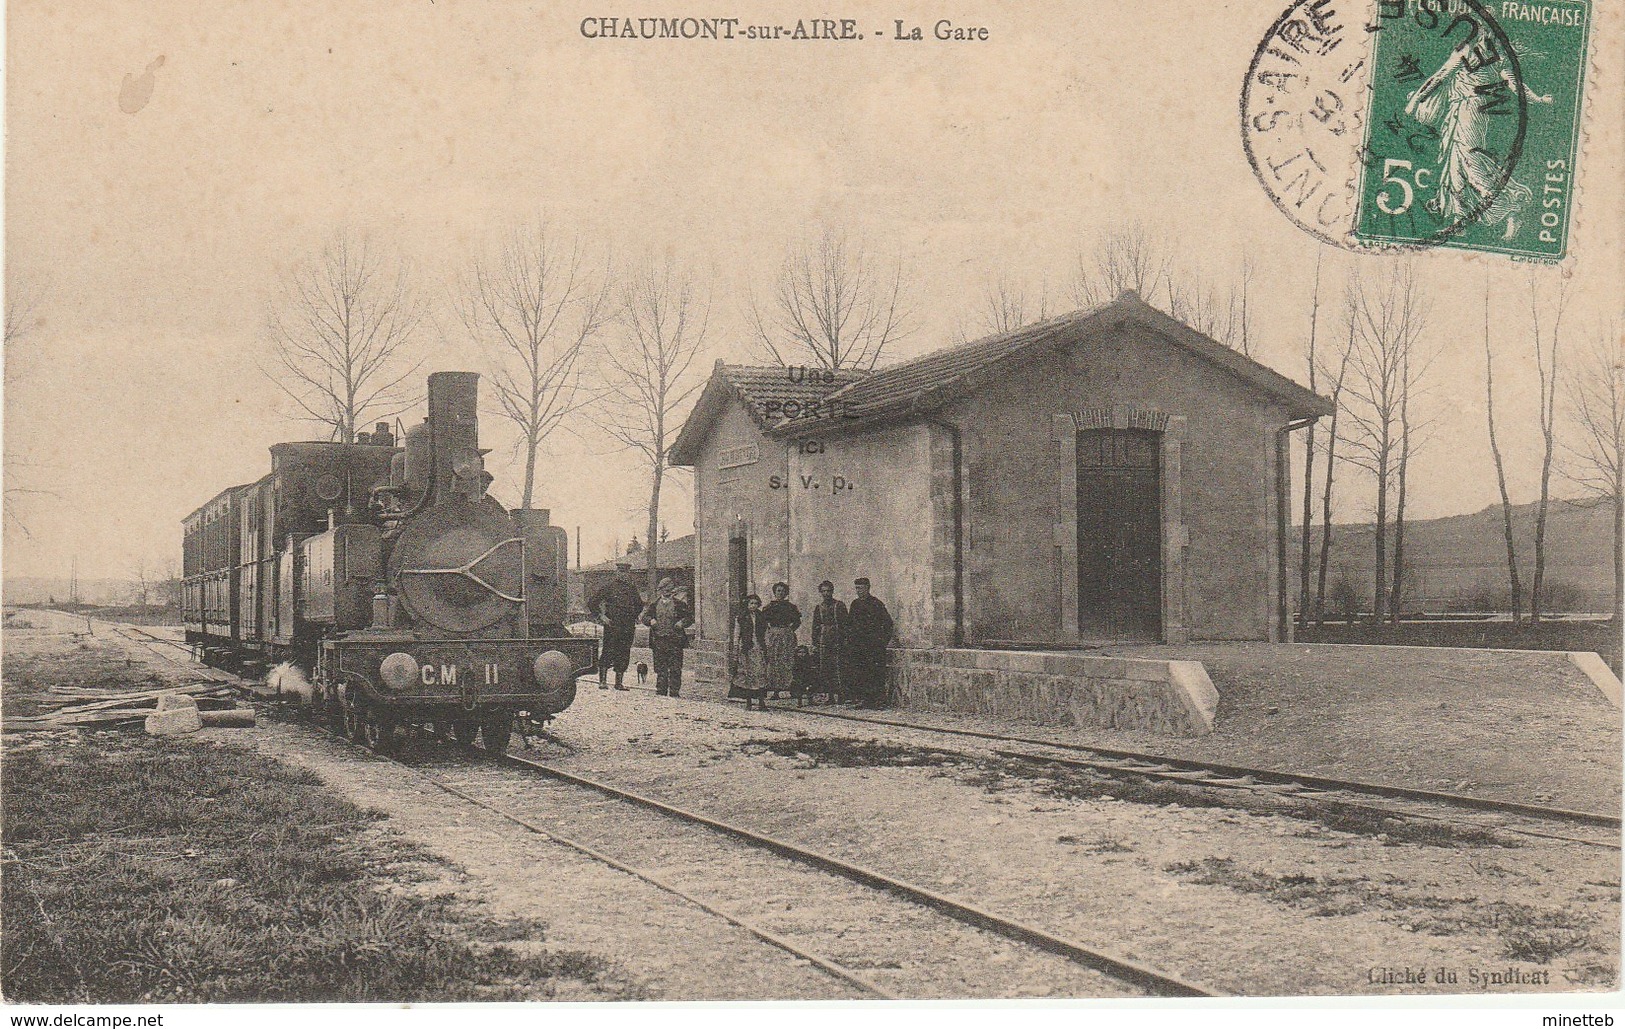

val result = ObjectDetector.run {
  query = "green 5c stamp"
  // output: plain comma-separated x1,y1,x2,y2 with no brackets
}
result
1354,0,1592,257
1241,0,1591,258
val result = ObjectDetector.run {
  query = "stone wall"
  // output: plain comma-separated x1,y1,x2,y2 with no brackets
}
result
888,648,1219,737
680,640,1217,737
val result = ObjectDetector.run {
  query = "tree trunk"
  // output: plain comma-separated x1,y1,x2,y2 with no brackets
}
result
1298,252,1321,632
521,430,538,511
645,458,664,600
1298,422,1316,631
1390,427,1410,625
1485,300,1523,623
1372,456,1389,624
1614,491,1624,623
1390,349,1412,625
1315,408,1340,626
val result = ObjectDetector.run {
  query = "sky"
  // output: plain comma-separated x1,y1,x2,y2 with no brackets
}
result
4,0,1621,583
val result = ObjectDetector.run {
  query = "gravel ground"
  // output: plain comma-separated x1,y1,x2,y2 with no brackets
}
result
1086,643,1622,815
408,749,1149,999
513,684,1620,997
11,613,1616,1000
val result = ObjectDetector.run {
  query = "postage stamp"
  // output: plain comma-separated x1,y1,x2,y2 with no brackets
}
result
1353,0,1593,258
1242,0,1592,258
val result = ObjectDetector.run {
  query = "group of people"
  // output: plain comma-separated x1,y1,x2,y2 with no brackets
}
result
731,577,895,711
585,565,896,709
587,563,694,697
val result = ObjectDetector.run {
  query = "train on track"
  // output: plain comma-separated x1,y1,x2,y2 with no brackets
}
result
181,371,596,753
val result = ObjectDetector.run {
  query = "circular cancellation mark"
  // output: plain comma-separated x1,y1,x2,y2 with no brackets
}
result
1241,0,1528,252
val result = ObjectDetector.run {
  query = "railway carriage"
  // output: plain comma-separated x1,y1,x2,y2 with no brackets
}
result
181,371,595,752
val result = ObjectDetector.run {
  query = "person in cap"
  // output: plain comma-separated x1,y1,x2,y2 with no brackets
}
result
639,576,693,697
811,579,848,704
845,576,894,708
588,561,643,690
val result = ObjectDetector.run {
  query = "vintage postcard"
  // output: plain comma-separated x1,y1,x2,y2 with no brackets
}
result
3,0,1620,1020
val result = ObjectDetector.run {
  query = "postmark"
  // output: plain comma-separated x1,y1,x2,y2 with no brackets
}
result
1242,0,1383,249
1240,0,1588,256
1354,0,1592,258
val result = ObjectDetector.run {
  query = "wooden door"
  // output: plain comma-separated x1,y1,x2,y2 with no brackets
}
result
1077,429,1162,640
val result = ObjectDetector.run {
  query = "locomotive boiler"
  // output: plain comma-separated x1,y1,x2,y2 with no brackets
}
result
181,371,596,752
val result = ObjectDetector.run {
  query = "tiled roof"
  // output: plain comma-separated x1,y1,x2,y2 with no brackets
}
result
670,293,1332,461
667,360,866,465
723,364,869,425
777,292,1332,435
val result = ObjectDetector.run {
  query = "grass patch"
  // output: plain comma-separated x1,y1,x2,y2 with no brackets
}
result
2,734,637,1003
1166,857,1599,962
1,636,167,722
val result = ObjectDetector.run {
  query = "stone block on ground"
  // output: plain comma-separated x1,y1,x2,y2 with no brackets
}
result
156,691,199,711
145,706,203,735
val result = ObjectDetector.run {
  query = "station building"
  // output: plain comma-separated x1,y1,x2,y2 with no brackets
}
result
668,292,1332,657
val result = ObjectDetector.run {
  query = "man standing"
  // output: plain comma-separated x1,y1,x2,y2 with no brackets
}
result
588,561,643,690
641,577,693,697
845,577,894,709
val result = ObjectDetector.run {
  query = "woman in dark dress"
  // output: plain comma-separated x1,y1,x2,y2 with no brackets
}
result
760,582,801,698
811,579,848,704
730,594,769,711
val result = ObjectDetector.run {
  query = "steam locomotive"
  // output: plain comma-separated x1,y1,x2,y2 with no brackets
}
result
181,371,596,753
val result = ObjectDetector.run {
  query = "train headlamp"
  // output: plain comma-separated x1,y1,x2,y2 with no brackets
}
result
532,650,573,690
380,651,418,691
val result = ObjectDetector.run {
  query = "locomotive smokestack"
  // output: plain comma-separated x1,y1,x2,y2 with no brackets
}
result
426,371,484,503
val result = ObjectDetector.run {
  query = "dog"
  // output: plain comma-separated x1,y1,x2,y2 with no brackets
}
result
635,661,649,687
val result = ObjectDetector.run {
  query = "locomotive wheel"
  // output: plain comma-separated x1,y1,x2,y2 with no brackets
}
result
480,714,514,755
327,694,348,735
344,700,367,745
450,721,480,746
362,710,402,755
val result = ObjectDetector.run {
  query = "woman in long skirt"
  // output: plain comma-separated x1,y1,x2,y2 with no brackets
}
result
760,582,801,699
730,594,768,710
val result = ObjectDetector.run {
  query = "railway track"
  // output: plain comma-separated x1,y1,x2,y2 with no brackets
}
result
385,732,1219,1000
778,705,1622,849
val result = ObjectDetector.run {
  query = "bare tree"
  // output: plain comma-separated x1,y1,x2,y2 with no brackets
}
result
748,227,912,370
459,222,610,510
1339,264,1430,623
1069,223,1171,308
265,233,425,443
1234,253,1254,357
1314,315,1355,624
4,279,45,350
981,271,1049,337
1388,329,1440,623
1560,324,1624,620
1483,275,1524,622
4,281,55,540
958,271,1051,342
1297,249,1323,631
1528,274,1569,622
600,257,711,595
1072,227,1254,351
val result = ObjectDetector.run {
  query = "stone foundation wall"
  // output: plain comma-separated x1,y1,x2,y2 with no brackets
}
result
888,648,1218,736
680,642,1218,737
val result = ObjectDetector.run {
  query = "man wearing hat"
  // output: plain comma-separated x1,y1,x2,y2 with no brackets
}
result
845,576,895,709
588,561,643,690
640,576,693,697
